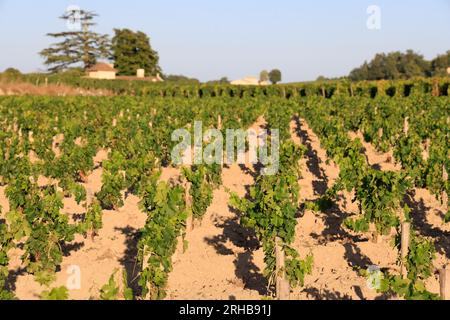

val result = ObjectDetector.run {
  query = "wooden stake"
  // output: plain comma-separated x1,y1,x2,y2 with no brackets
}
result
276,278,290,300
443,165,448,210
432,80,440,97
423,139,430,162
440,268,450,300
403,117,409,137
400,222,411,278
217,114,222,131
184,182,196,231
275,237,290,300
275,238,285,277
184,181,191,207
378,127,383,139
86,188,93,208
142,245,150,300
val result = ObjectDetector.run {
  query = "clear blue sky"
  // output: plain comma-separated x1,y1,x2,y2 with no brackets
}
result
0,0,449,82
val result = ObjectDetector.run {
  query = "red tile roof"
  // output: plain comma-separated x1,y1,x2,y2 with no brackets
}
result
87,63,117,72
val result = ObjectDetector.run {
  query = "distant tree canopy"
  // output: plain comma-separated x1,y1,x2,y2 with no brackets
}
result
0,68,22,81
112,29,162,77
164,74,200,84
206,77,229,85
260,70,269,83
269,69,282,84
40,10,111,73
349,50,449,81
431,51,450,77
3,68,21,76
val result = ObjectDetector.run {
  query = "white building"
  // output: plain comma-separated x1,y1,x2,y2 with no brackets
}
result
231,76,270,86
87,63,117,80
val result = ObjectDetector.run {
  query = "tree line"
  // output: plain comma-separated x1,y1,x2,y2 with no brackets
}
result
35,9,449,84
349,50,450,81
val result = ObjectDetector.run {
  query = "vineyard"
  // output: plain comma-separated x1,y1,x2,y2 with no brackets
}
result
1,73,449,99
0,86,448,300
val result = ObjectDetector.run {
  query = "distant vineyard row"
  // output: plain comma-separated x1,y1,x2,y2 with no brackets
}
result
2,73,449,98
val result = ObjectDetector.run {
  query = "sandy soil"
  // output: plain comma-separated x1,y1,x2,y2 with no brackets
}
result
166,118,266,300
348,131,401,172
289,118,396,300
1,117,448,300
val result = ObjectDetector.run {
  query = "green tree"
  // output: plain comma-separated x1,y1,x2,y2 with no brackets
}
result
219,77,230,84
112,29,162,76
269,69,282,84
40,10,111,73
260,70,269,83
206,77,229,85
398,50,430,78
431,51,450,77
1,68,22,81
348,50,432,81
165,75,200,84
349,62,370,81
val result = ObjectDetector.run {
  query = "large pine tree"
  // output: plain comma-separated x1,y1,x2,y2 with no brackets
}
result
40,9,111,73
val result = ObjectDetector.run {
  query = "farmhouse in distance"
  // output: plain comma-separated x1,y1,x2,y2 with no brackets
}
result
87,62,164,82
230,76,270,86
87,63,117,80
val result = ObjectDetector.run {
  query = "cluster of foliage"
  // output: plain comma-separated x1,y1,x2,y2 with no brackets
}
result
111,29,162,77
40,10,110,72
40,286,69,300
206,77,230,85
137,176,188,300
5,171,78,285
99,269,133,300
258,69,283,84
302,95,449,225
183,164,222,221
166,74,201,84
349,50,450,81
0,215,16,300
356,96,449,217
375,231,440,300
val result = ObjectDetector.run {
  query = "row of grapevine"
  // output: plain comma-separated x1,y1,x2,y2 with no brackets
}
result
0,92,447,299
297,95,447,299
2,72,449,99
0,96,266,299
230,102,314,299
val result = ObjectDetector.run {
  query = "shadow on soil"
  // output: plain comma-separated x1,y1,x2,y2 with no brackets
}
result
204,212,268,296
405,191,450,259
115,226,142,297
292,116,329,196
